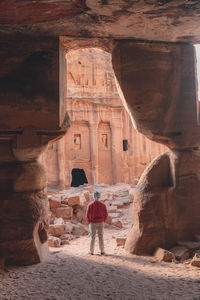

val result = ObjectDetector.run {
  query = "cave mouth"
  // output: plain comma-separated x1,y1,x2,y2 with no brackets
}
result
71,168,88,187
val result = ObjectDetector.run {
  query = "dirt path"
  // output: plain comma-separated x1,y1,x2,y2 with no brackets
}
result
1,223,200,300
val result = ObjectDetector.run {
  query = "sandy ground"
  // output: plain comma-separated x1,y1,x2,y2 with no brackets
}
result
1,206,200,300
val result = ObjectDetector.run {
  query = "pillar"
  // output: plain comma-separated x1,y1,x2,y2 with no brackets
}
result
0,36,69,266
89,122,99,184
112,41,200,254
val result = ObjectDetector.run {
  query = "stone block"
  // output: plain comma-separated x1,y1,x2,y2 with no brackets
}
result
67,194,81,206
82,191,90,203
154,248,175,262
49,198,61,209
116,238,126,247
49,224,66,237
55,207,73,220
170,246,189,262
48,236,61,248
76,206,87,224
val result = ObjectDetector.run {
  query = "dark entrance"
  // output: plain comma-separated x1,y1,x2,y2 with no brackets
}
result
71,168,88,187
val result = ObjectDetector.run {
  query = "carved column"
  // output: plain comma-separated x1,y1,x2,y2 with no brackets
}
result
111,121,123,183
89,122,99,184
56,138,66,189
0,37,69,266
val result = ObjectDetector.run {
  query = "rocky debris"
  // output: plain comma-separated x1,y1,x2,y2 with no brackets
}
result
55,206,73,220
72,224,88,237
116,237,126,247
154,248,175,263
47,183,133,247
49,224,66,237
170,246,189,262
113,220,123,229
49,197,61,209
191,253,200,267
65,222,74,234
60,234,73,245
48,236,61,248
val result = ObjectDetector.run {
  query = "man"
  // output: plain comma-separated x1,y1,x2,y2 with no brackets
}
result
86,191,108,255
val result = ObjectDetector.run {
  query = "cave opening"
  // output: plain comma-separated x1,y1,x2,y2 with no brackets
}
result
71,168,88,187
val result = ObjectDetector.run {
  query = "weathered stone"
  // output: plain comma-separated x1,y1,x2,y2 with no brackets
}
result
109,212,121,219
60,234,73,245
67,194,81,206
116,238,126,247
49,224,65,237
114,220,123,229
107,206,117,213
76,206,87,224
65,222,74,234
170,246,190,262
54,218,65,225
125,150,200,255
48,236,61,248
55,207,73,220
71,223,89,236
191,253,200,267
49,197,61,209
154,248,175,263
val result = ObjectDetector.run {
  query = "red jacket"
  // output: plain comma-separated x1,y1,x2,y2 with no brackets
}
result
86,200,108,223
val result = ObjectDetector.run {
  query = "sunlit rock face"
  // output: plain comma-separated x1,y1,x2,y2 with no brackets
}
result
41,47,167,187
112,41,200,254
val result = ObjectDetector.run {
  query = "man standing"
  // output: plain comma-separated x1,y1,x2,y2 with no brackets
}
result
86,191,108,255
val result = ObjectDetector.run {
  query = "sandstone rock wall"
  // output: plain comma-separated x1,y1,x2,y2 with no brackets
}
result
41,48,167,187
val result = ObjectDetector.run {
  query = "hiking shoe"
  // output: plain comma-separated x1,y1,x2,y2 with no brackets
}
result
88,252,94,255
100,252,105,255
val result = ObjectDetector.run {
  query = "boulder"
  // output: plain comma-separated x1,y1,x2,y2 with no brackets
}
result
49,224,66,237
191,253,200,267
116,238,126,247
48,236,61,248
71,223,89,236
55,206,73,220
170,246,189,262
65,222,74,234
154,248,175,262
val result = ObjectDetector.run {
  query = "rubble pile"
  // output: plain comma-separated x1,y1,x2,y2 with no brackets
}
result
47,183,134,248
154,237,200,268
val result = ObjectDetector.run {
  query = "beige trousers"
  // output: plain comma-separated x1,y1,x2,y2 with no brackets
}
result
89,222,104,253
